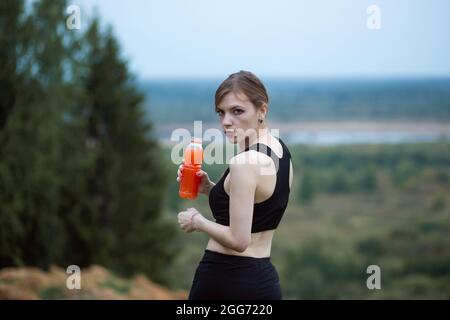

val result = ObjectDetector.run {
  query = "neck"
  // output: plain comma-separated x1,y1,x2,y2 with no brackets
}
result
238,127,270,152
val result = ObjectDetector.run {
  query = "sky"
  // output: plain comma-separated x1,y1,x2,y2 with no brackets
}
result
74,0,450,79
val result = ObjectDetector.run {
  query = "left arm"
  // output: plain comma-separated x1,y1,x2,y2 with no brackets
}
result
178,156,258,252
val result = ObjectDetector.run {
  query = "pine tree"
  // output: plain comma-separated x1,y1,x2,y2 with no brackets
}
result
0,1,176,282
78,20,176,280
0,0,28,266
0,0,72,267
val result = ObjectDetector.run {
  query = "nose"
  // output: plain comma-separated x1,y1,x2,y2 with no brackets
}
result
222,112,232,126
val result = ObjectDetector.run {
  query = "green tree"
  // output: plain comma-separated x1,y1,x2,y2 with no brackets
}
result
0,0,29,266
1,1,176,284
78,20,176,280
0,0,73,268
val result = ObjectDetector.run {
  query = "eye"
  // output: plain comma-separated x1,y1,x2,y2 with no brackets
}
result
233,109,243,115
217,110,224,117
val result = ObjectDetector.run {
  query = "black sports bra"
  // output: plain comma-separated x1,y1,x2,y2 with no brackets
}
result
208,137,292,233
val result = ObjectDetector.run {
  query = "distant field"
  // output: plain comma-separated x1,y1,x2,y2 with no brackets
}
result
141,78,450,124
161,142,450,299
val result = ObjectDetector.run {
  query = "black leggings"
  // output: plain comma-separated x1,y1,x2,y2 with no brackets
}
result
188,250,282,300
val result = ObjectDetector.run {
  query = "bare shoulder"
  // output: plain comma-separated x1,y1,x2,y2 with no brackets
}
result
229,151,275,190
230,150,271,172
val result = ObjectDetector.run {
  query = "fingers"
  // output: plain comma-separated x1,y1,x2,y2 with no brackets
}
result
177,162,184,182
178,165,209,183
196,170,208,177
178,211,197,233
178,218,191,233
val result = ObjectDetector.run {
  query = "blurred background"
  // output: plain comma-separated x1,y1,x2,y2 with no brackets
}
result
1,0,449,299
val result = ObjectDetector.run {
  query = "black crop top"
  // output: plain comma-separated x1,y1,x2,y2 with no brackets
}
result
208,137,292,233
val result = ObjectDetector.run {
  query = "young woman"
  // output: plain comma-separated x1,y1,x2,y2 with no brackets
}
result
177,70,294,300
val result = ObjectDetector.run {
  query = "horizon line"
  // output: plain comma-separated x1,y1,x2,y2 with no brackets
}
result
138,74,450,82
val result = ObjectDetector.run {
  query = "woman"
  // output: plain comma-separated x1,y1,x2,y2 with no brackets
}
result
177,70,293,300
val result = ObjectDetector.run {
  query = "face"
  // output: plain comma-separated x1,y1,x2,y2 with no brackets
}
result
216,91,266,144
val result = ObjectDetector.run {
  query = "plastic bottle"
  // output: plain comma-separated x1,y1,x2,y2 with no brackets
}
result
179,138,203,200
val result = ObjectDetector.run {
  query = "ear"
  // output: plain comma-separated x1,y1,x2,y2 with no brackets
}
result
259,103,268,118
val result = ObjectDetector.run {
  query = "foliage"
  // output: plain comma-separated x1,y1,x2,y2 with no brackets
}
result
0,0,176,283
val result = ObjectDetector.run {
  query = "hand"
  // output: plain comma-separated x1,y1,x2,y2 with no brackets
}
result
177,161,214,196
177,207,201,233
196,169,214,195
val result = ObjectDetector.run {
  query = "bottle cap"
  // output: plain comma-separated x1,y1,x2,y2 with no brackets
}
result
185,137,203,165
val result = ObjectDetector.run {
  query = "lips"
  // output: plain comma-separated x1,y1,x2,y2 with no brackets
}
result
225,129,236,139
225,129,236,137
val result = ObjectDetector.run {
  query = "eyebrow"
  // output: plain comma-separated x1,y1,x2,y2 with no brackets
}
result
216,105,244,112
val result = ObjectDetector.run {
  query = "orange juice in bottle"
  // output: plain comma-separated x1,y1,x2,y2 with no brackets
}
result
179,138,203,199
